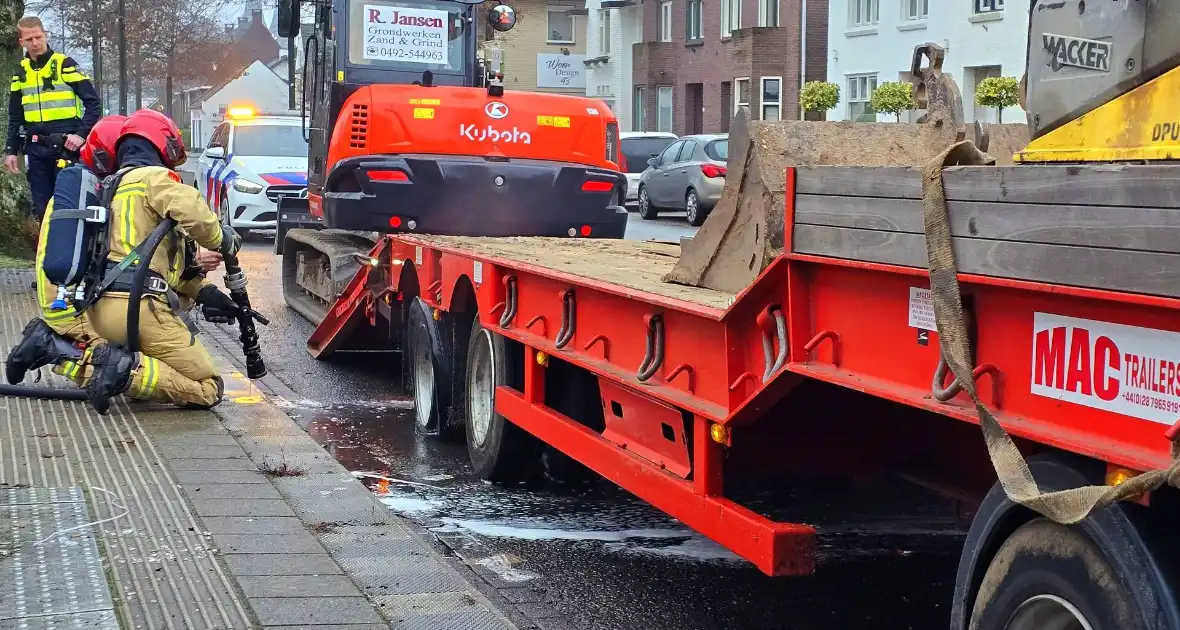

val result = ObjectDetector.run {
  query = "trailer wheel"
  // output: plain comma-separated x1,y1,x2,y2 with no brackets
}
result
969,518,1142,630
407,297,455,439
464,317,539,482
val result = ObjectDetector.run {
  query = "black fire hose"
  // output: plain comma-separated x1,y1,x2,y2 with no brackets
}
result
220,247,269,379
0,383,89,400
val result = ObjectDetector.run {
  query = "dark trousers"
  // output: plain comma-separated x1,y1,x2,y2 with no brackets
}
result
25,141,64,221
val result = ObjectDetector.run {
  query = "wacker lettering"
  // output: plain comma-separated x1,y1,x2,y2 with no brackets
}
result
459,124,532,144
1042,33,1112,72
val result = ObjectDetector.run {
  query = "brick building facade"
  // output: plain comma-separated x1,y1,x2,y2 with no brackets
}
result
632,0,829,135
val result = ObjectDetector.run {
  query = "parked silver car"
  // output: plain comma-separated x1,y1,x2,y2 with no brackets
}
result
636,133,728,226
619,132,678,206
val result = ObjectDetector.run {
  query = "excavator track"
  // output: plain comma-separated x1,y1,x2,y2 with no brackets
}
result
281,228,379,326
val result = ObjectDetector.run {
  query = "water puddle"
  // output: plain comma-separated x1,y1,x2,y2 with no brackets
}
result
285,400,742,566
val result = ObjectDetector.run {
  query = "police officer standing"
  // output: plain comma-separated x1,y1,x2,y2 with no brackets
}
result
4,16,102,220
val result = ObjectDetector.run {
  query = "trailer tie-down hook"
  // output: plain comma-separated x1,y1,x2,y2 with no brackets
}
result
636,314,665,382
555,289,576,350
493,275,518,328
758,306,788,381
932,356,1002,408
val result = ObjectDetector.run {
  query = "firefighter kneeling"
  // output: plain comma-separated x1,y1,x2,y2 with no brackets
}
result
84,109,242,414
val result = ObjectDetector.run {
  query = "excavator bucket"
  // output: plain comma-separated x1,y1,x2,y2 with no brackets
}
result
664,43,1031,294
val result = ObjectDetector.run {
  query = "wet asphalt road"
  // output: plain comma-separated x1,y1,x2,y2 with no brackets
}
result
224,213,965,630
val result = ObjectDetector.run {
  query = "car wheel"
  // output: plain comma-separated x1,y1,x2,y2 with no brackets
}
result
638,185,658,220
685,189,707,227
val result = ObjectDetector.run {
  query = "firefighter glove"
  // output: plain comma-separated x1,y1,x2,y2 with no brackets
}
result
219,225,242,258
197,284,240,324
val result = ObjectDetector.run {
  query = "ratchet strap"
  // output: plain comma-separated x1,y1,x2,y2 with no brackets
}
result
920,140,1180,524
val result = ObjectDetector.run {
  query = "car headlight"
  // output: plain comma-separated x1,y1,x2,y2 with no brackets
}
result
232,178,265,194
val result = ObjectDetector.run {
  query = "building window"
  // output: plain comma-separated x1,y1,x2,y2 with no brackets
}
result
760,76,782,121
758,0,779,27
598,9,611,54
974,0,1003,13
634,86,647,131
849,0,878,26
903,0,928,20
686,0,702,40
547,8,576,43
848,73,878,122
660,1,672,42
721,0,741,37
734,77,750,115
657,85,673,132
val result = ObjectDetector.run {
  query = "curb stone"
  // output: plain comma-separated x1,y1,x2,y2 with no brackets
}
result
198,318,578,629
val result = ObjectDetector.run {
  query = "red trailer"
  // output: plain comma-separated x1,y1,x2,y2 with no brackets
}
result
292,157,1180,629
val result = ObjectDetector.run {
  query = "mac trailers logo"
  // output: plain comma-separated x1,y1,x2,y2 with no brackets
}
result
1042,33,1112,73
1031,313,1180,424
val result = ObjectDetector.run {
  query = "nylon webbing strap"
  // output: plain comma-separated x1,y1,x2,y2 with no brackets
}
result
920,141,1180,524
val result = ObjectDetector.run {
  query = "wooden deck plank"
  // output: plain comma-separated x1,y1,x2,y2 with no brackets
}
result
794,194,1180,254
793,224,1180,298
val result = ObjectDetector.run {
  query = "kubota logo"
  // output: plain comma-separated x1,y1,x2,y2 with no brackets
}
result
459,124,532,144
485,102,509,119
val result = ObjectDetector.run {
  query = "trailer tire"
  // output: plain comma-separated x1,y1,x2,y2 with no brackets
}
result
464,317,539,483
968,518,1143,630
407,297,454,440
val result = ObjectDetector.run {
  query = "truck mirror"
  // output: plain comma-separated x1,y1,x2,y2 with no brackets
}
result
277,0,300,38
488,5,516,32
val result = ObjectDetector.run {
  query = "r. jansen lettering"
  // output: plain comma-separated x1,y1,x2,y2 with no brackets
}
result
1042,33,1112,73
367,8,444,27
459,124,532,144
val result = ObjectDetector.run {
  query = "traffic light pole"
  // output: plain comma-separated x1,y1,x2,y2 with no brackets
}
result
117,0,127,114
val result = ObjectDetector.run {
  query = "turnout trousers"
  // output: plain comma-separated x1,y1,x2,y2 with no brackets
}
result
88,294,224,408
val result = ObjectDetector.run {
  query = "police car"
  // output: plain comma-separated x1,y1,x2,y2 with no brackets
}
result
195,108,308,233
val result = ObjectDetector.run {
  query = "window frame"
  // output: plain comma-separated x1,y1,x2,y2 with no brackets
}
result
847,72,879,122
721,0,741,38
659,1,673,42
546,7,576,45
758,0,779,27
633,85,647,131
848,0,879,27
760,76,782,121
686,0,702,40
902,0,928,20
598,9,611,54
657,85,674,133
733,77,750,115
677,139,698,162
974,0,1003,14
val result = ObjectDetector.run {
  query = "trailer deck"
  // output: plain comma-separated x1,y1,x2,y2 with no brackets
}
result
417,235,738,311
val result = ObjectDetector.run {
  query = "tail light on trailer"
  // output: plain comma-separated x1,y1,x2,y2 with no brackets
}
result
605,121,619,167
701,164,726,179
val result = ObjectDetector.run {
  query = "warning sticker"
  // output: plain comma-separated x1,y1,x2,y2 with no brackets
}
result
908,287,937,332
1031,312,1180,425
362,4,449,65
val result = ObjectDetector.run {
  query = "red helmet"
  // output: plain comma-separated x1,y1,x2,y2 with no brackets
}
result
79,114,127,176
117,109,187,168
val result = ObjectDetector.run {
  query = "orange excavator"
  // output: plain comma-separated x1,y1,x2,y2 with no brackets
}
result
273,0,626,325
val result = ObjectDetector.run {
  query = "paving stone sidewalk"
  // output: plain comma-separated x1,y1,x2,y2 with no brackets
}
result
0,268,522,629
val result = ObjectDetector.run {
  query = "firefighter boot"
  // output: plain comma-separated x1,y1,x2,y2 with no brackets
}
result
86,343,139,415
5,318,85,385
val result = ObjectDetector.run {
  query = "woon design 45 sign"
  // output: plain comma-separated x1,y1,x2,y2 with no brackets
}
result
536,54,585,89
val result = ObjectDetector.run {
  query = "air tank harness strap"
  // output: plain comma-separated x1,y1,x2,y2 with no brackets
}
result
920,141,1180,525
99,261,199,338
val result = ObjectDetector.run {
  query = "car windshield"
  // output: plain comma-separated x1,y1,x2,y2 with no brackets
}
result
704,139,728,161
621,137,676,173
232,124,308,158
